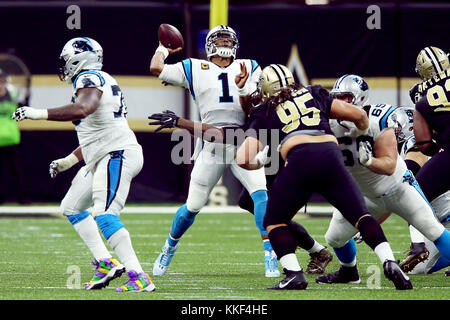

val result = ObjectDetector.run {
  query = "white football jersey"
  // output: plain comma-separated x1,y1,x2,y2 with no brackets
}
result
159,58,261,127
71,70,141,169
330,103,407,198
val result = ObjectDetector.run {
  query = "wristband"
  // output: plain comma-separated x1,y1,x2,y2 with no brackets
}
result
155,46,169,60
64,153,79,168
237,84,249,97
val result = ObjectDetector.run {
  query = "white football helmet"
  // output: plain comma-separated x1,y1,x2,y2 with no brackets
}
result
330,74,369,107
386,106,415,144
205,25,239,61
58,37,103,83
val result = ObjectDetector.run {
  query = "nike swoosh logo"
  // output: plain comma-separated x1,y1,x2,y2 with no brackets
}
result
279,277,295,289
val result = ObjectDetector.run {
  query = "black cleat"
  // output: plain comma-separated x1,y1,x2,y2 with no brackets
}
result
315,265,361,284
383,260,413,290
306,247,333,274
267,269,308,290
399,242,429,273
445,269,450,277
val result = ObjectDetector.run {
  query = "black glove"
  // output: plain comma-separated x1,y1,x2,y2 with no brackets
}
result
409,83,422,104
148,110,179,132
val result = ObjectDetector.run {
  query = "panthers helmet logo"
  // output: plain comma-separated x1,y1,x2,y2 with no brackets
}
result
72,40,94,54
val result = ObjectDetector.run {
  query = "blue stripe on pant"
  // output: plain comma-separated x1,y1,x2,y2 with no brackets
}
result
105,151,124,211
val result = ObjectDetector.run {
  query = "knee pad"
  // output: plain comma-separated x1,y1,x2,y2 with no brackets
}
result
186,180,210,212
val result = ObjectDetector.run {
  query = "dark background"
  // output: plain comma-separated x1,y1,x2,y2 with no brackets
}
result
1,0,449,203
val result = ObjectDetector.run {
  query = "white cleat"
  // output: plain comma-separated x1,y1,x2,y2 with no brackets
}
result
265,250,281,278
153,240,178,276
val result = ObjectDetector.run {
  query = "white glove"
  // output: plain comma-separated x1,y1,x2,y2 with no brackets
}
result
344,126,369,138
12,106,48,122
254,145,270,169
353,232,363,244
358,141,373,167
49,153,79,178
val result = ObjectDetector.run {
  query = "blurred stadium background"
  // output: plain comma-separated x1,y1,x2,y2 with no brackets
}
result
0,0,449,209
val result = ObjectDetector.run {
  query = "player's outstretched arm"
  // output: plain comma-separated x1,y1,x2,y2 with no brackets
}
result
49,146,83,178
148,110,226,142
236,136,268,170
413,109,439,156
330,99,369,136
149,42,182,77
12,88,102,122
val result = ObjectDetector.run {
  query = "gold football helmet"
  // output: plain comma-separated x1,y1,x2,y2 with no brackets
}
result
415,46,449,80
258,64,294,101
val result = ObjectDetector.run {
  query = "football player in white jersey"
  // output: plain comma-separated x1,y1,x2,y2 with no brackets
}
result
390,99,450,275
149,25,280,277
12,37,155,292
315,74,450,285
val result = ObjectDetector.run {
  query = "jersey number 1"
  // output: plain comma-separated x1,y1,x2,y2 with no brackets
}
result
218,73,233,103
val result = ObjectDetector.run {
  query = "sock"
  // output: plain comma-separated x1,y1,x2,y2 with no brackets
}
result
357,214,388,250
70,214,112,261
333,239,357,266
433,229,450,260
409,224,425,243
95,214,125,240
268,226,298,262
429,255,450,273
279,253,302,272
287,220,315,250
374,242,395,263
108,228,143,274
168,204,198,246
251,190,268,236
307,240,326,254
263,239,273,252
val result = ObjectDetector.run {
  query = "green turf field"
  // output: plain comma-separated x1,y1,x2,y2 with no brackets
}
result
0,210,448,301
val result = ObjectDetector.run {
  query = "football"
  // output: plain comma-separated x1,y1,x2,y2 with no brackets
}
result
158,23,184,49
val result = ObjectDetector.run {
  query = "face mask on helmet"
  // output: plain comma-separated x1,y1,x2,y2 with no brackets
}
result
330,74,369,107
386,107,414,143
259,64,295,102
58,37,103,84
205,26,239,61
415,46,450,81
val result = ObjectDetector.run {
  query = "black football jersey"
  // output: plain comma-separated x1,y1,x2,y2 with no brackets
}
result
247,85,334,143
415,69,450,149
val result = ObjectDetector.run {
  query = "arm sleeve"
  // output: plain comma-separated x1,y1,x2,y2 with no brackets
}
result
309,85,333,114
159,62,189,89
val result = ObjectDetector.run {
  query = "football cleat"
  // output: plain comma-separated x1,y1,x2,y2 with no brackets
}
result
267,268,308,290
445,269,450,277
84,258,125,290
315,265,361,284
265,250,281,278
383,260,413,290
399,243,430,273
116,270,156,292
153,240,178,276
306,247,333,274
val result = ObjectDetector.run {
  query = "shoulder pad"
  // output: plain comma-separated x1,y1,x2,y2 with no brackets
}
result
73,71,105,90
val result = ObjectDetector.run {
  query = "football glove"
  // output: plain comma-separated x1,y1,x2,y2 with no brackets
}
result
49,153,79,178
409,83,422,104
148,110,179,132
254,145,270,169
353,232,363,244
12,106,48,122
358,141,373,167
344,126,369,138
